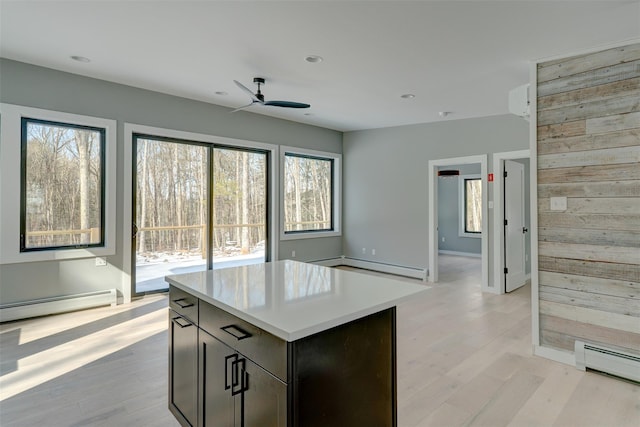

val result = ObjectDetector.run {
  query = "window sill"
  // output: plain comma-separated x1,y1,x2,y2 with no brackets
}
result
280,230,342,241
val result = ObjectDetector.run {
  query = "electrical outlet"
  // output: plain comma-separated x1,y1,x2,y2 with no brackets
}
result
372,249,376,256
292,250,296,258
362,248,366,254
442,237,445,242
95,257,107,267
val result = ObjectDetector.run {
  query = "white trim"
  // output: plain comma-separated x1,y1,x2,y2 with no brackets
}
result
279,146,342,241
534,344,575,367
310,257,427,280
123,123,279,303
491,149,530,295
0,289,117,322
458,174,482,238
428,155,489,292
438,250,481,258
0,103,117,264
529,61,541,349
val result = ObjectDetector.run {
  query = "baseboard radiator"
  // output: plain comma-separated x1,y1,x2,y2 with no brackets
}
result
0,289,117,322
312,256,428,281
575,340,640,383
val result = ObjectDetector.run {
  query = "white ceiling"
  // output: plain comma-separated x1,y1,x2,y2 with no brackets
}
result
1,1,639,132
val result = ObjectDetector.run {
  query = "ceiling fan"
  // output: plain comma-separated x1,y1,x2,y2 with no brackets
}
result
232,77,310,112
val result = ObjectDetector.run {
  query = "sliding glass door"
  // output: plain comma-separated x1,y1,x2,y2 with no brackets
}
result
132,135,267,295
212,147,267,268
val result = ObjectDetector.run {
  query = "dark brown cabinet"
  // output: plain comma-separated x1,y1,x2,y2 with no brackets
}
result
169,285,397,427
199,330,287,426
169,310,198,426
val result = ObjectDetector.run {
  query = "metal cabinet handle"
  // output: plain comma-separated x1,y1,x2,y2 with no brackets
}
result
522,227,529,233
221,325,252,341
224,354,249,395
225,354,237,390
172,317,192,328
173,298,194,309
224,353,249,396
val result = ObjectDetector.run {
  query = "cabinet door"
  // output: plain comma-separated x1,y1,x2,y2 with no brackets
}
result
200,331,235,427
242,359,287,427
169,311,198,427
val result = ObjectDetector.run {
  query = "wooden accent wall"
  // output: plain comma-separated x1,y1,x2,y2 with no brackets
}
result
536,43,640,355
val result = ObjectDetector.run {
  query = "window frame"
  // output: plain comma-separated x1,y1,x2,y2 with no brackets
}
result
0,104,117,264
20,117,107,252
280,146,342,240
458,174,482,238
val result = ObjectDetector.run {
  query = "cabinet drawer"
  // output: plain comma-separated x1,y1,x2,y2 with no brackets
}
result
199,301,288,382
169,286,199,324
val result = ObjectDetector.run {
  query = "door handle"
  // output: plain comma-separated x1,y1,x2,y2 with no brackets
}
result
221,325,252,341
173,298,194,309
224,354,249,395
522,227,528,233
172,317,192,328
132,223,138,239
231,358,248,396
224,354,237,390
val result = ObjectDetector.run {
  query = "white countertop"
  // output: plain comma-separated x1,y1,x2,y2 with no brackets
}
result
166,260,429,342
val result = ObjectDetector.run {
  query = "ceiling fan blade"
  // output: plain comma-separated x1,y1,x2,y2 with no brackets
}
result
263,100,310,109
230,101,256,113
234,80,261,103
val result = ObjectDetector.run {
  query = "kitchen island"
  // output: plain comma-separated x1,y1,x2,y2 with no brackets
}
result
166,260,427,427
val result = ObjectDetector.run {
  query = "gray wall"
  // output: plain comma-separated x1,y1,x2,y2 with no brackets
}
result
0,59,342,304
437,164,482,255
342,115,529,285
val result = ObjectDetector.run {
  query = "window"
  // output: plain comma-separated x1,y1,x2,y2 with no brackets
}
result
21,119,106,251
459,175,482,237
281,147,341,239
1,104,116,264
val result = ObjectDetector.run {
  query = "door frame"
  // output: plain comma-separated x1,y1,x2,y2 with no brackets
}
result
428,154,489,292
123,123,279,303
492,149,530,294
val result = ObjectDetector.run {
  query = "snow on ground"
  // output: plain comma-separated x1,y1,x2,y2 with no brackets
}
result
135,250,265,293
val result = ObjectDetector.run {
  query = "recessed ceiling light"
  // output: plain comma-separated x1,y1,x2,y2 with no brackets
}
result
215,91,228,96
305,55,323,63
70,55,90,63
401,94,415,99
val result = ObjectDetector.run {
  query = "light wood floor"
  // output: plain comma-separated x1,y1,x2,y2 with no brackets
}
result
1,255,638,426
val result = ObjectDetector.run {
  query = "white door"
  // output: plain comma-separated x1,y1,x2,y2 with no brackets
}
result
504,160,527,292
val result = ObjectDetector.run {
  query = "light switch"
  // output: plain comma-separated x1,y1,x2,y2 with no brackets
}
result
550,196,567,211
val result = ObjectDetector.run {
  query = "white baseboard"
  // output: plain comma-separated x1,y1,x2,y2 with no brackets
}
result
311,257,344,267
438,250,481,258
310,257,427,280
0,289,117,322
534,344,576,367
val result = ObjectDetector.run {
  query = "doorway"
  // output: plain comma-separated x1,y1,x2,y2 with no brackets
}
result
504,159,527,292
492,150,531,294
428,155,489,291
132,135,268,295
